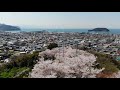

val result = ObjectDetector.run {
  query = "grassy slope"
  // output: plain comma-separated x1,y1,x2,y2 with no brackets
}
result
0,51,39,78
0,67,29,78
88,50,120,77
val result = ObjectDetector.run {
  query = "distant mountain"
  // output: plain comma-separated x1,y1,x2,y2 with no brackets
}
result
0,24,21,31
88,28,110,32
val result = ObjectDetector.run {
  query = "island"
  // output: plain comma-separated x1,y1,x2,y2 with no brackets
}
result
0,24,21,31
88,28,110,33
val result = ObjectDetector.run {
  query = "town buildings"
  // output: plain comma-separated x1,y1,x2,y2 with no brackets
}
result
0,31,120,63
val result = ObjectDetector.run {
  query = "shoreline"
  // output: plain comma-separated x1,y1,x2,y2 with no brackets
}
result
2,29,120,34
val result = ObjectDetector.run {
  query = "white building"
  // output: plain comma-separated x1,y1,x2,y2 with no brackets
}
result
114,39,120,44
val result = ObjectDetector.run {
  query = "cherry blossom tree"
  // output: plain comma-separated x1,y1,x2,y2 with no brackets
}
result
29,47,104,78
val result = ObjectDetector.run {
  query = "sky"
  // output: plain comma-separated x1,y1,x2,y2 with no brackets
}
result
0,12,120,29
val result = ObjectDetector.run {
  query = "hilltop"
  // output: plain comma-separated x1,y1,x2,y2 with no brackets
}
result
29,47,103,78
0,24,21,31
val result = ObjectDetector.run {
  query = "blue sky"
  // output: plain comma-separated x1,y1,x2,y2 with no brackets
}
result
0,12,120,29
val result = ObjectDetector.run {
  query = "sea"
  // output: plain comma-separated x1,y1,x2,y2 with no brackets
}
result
5,29,120,34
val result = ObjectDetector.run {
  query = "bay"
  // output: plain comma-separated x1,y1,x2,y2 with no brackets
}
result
5,29,120,34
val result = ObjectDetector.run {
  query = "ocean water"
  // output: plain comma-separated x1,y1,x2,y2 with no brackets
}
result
6,29,120,34
19,29,89,33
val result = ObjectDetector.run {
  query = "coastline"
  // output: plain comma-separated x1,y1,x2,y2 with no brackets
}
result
4,29,120,34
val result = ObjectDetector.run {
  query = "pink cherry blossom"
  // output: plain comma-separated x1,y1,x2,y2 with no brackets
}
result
29,47,104,78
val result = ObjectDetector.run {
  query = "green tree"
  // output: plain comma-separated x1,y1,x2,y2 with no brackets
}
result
47,43,58,50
